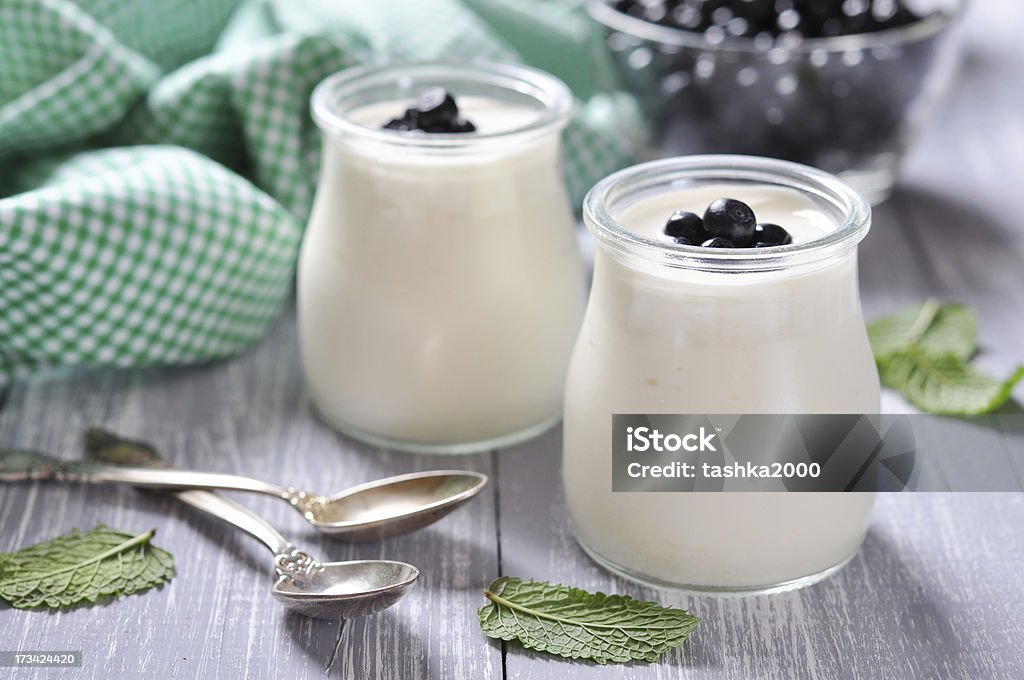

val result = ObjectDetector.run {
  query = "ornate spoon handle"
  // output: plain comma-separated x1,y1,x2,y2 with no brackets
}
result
83,429,323,580
0,445,294,499
0,434,319,579
173,490,321,579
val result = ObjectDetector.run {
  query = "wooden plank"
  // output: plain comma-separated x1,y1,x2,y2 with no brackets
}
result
0,312,502,680
496,430,1024,680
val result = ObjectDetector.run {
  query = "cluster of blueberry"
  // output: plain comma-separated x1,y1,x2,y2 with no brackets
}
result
612,0,926,39
664,198,793,248
383,88,477,133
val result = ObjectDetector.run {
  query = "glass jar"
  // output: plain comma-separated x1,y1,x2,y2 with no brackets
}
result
563,155,879,594
299,62,586,454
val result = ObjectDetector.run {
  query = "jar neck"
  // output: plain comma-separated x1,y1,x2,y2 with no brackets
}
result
311,61,573,156
592,234,861,282
584,155,871,276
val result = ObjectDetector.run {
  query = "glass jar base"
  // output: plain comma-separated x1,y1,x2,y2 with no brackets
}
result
312,406,563,455
574,536,859,598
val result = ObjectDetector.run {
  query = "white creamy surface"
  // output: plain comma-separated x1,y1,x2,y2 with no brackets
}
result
298,97,586,447
563,183,879,589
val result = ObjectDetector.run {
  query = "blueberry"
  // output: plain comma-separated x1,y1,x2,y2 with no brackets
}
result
382,118,412,131
703,198,757,246
447,117,477,133
752,222,793,246
664,210,706,242
382,107,418,131
383,91,477,133
701,237,736,248
673,237,697,246
416,88,458,128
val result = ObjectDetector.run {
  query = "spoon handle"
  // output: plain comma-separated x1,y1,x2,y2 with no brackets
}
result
0,449,293,499
173,489,293,557
0,449,290,552
172,491,322,578
84,429,320,578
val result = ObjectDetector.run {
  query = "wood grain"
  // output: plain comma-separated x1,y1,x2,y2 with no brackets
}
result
496,431,1024,680
2,1,1023,678
0,315,501,680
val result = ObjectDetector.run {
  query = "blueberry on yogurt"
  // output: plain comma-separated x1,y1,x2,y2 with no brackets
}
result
382,115,416,131
383,88,477,133
663,210,707,243
447,117,476,133
664,198,792,249
415,88,459,128
701,237,736,248
703,198,757,246
752,222,793,247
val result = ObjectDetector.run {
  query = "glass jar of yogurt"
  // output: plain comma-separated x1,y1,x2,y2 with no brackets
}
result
300,62,586,454
564,155,879,594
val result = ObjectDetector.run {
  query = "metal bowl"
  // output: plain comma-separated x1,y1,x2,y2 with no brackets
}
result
589,0,967,203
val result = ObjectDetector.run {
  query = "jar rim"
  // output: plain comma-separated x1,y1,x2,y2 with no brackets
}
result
582,155,871,272
587,0,966,55
310,60,574,150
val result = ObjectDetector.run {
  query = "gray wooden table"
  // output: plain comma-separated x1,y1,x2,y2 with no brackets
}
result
2,2,1023,678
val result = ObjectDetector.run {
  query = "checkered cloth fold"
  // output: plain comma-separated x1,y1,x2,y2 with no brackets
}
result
0,0,642,382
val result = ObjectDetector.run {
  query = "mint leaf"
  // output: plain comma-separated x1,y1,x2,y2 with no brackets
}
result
869,302,1020,414
478,576,699,664
880,351,1024,415
917,305,979,361
868,300,977,361
0,524,174,610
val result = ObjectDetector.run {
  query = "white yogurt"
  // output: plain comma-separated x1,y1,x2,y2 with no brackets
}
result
564,168,879,591
299,64,586,452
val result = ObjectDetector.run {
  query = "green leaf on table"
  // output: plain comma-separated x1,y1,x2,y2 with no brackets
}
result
868,301,1021,414
0,524,174,610
868,299,977,361
879,351,1024,415
478,576,699,665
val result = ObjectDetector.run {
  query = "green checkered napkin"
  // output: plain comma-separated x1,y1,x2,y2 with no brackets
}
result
0,0,642,382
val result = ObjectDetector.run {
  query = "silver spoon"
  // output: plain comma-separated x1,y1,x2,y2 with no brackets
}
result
172,489,419,619
84,431,419,616
0,451,418,619
0,429,488,540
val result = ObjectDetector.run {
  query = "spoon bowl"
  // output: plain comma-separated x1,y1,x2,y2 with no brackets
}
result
78,428,490,540
272,559,420,619
173,489,420,621
311,470,488,539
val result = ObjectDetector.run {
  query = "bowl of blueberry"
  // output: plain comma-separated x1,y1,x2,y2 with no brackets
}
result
590,0,967,203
